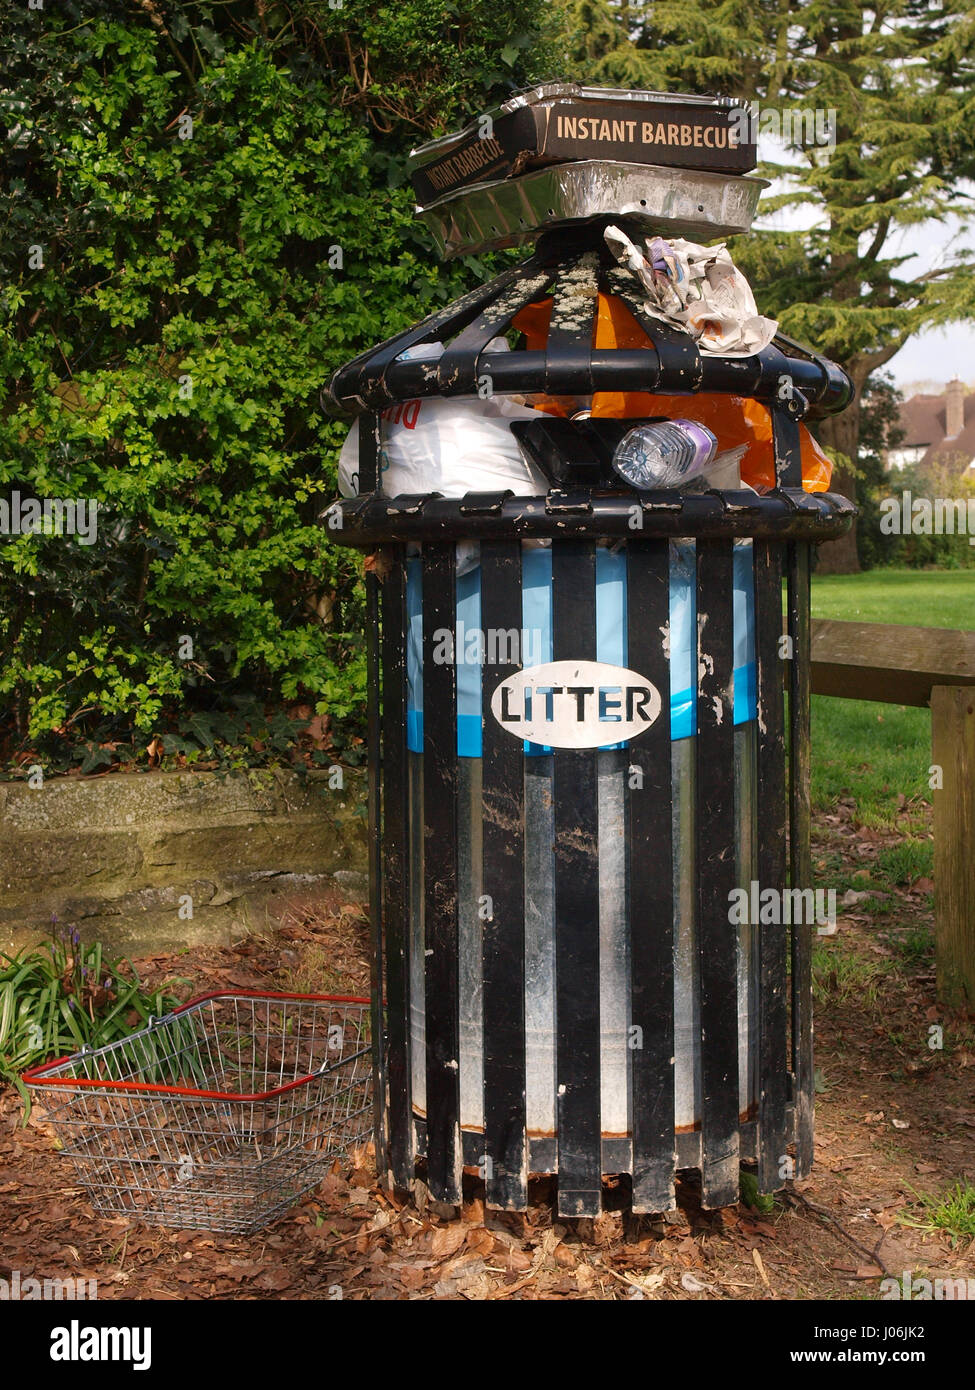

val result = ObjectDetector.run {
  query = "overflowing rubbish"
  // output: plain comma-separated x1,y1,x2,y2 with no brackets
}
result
611,418,717,489
409,84,756,209
338,340,548,499
417,161,767,259
408,84,765,257
335,231,825,502
603,224,778,356
511,290,832,491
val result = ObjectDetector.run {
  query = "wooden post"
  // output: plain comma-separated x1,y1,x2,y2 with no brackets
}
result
804,620,975,1010
931,686,975,1014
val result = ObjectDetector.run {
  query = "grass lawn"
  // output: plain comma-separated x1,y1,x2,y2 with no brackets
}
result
808,568,973,839
810,567,974,630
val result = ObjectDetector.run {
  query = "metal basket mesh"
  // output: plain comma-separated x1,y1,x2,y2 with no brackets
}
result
25,992,373,1235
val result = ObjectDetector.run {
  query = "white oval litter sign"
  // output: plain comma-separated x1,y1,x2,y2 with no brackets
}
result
490,660,662,750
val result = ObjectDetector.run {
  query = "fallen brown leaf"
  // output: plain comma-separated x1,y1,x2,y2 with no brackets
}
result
430,1225,467,1260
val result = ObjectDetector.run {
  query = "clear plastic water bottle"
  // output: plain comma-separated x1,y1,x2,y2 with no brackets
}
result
611,419,717,489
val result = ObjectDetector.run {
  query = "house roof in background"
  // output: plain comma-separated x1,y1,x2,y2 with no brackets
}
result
895,388,975,468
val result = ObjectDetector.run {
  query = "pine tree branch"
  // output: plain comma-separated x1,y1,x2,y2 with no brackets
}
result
911,264,970,285
861,216,890,267
767,0,791,101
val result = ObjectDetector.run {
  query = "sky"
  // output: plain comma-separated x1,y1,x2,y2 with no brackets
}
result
882,324,975,392
866,213,975,391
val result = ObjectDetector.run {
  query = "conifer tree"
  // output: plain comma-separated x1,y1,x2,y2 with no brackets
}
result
563,0,975,570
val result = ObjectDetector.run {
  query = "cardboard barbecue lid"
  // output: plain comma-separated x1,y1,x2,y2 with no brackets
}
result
408,83,756,208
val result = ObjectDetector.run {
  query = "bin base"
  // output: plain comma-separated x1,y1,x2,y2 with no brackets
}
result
395,1113,800,1214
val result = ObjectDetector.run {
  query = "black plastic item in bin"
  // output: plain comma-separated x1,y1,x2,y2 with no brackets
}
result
322,224,854,1217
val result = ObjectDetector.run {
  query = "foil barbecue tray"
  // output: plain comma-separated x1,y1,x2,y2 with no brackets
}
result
417,159,768,260
409,83,756,208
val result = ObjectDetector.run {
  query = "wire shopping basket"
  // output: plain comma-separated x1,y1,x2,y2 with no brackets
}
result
23,990,373,1235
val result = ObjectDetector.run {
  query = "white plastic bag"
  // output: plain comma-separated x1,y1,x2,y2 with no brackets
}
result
337,339,548,498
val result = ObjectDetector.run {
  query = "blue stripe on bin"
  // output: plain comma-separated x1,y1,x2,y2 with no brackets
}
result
734,661,757,726
732,538,757,727
406,555,423,754
521,546,553,757
407,550,483,756
669,539,757,739
595,545,627,750
456,561,482,756
669,541,697,740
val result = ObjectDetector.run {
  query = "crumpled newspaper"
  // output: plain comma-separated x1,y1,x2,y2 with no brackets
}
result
604,225,778,356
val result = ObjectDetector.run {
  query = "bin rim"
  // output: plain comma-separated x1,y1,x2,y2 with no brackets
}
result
324,486,856,546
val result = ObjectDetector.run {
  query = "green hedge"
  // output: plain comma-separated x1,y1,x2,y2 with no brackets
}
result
0,1,560,771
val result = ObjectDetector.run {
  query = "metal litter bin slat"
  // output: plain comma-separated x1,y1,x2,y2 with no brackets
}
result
627,537,676,1213
754,540,789,1191
788,541,815,1177
381,555,413,1191
421,543,463,1203
696,538,740,1209
480,539,528,1210
552,541,602,1217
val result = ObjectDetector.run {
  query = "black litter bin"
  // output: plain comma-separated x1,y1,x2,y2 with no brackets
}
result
322,141,853,1218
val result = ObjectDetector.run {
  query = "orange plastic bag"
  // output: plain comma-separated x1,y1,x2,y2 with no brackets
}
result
511,294,831,492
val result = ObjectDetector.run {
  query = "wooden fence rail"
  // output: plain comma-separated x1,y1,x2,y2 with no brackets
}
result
808,619,975,1013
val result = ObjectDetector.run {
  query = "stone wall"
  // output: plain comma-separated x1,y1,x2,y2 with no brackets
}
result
0,768,368,957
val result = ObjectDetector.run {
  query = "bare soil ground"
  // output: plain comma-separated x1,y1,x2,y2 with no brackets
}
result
1,807,973,1301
